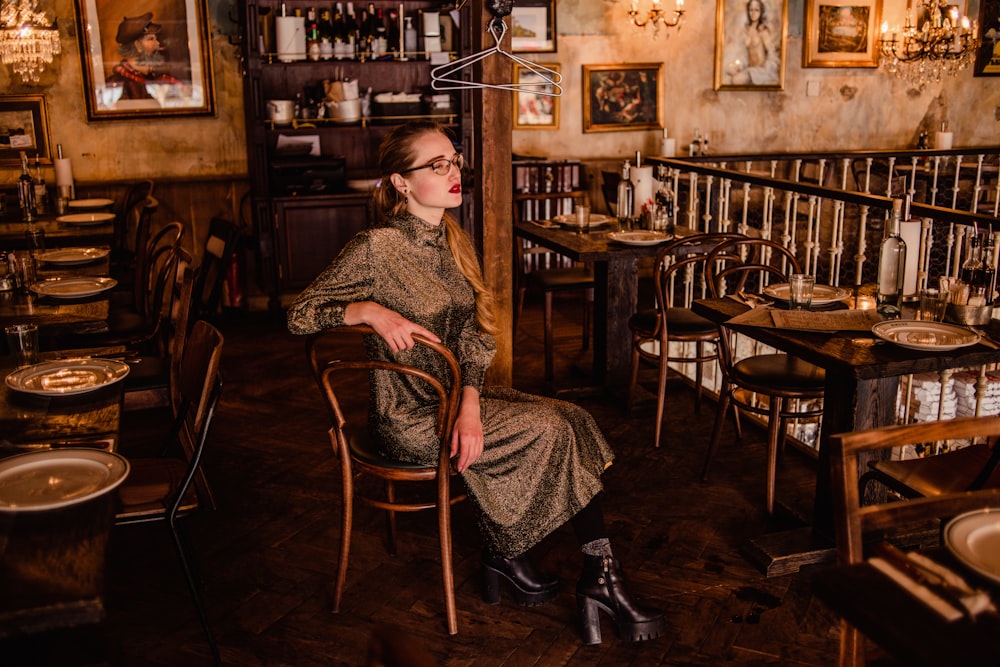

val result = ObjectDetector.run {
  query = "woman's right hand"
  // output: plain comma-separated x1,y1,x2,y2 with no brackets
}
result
344,301,440,352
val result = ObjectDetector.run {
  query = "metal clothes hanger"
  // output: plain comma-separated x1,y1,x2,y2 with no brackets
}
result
430,16,563,97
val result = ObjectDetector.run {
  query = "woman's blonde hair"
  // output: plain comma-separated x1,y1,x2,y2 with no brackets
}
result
372,121,499,336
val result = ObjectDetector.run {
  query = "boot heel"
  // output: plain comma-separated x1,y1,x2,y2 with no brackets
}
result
577,593,602,645
482,565,501,604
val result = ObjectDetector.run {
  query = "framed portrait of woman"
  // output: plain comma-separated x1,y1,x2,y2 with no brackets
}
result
803,0,881,68
714,0,789,90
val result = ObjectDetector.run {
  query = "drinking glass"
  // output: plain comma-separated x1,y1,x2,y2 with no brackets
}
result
5,323,38,368
788,274,815,310
575,204,591,229
13,252,35,292
916,288,948,321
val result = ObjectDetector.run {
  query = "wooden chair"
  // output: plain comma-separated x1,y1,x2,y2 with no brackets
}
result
307,325,467,635
626,233,746,447
111,179,155,268
192,216,242,322
115,320,225,666
828,416,1000,667
513,189,595,384
703,237,826,514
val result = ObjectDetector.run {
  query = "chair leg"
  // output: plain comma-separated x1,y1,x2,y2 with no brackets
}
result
169,518,221,666
543,292,554,383
334,464,354,613
626,336,641,412
385,480,398,555
438,492,458,635
765,398,784,516
703,384,732,481
839,619,865,667
693,344,705,413
654,345,670,449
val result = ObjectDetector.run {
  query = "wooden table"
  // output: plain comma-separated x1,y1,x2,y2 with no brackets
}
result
813,549,1000,667
514,222,699,389
691,297,1000,576
0,213,114,251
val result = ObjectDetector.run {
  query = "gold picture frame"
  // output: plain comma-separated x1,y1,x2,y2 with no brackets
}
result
74,0,216,120
714,0,788,90
582,63,663,133
0,95,52,168
803,0,882,68
975,0,1000,76
513,64,560,130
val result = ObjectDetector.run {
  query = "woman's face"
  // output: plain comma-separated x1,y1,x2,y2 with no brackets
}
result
394,131,463,224
748,0,763,22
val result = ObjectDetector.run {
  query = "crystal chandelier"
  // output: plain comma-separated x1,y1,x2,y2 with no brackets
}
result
628,0,685,38
878,0,980,88
0,0,61,83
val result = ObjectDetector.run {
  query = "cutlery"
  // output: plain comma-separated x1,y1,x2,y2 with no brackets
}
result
970,327,1000,349
873,543,982,619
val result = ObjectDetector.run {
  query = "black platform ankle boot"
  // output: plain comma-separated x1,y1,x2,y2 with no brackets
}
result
482,550,559,607
576,554,665,644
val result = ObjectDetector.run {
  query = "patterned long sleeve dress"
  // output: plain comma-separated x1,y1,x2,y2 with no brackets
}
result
287,212,614,558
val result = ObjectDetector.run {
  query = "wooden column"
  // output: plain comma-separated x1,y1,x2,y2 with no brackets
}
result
471,0,513,387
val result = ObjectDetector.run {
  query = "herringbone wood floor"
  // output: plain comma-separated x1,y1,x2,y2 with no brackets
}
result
99,293,849,666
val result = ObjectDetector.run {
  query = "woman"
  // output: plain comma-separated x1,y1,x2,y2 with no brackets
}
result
287,121,663,644
724,0,779,86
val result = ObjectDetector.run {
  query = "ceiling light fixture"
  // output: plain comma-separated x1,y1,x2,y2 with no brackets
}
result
0,0,61,83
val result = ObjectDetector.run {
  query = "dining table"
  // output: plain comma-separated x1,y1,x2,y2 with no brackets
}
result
0,202,116,251
514,220,699,391
691,295,1000,576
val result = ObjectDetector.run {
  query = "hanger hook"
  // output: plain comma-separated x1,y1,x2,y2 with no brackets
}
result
487,0,513,18
487,16,508,45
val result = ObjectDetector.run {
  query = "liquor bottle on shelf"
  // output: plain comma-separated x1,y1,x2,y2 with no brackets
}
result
689,128,703,157
318,7,334,60
983,228,996,303
32,155,48,215
654,165,674,224
305,7,321,61
17,151,36,222
344,2,359,59
877,198,907,316
961,230,985,288
373,8,389,59
616,161,635,230
387,8,401,59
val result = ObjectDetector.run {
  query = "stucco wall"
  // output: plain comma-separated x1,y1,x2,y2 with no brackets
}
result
513,0,1000,160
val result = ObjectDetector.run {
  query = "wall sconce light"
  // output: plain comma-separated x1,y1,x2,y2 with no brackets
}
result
878,0,980,89
628,0,685,38
0,0,61,83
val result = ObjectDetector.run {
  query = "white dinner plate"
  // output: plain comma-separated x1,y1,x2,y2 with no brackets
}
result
871,319,980,351
56,212,115,226
5,358,130,396
552,213,614,228
607,231,673,246
944,508,1000,585
30,276,117,299
35,247,109,265
0,449,129,512
762,283,852,306
67,198,114,209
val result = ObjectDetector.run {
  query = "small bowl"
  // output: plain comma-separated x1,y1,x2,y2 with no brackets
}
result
945,303,994,326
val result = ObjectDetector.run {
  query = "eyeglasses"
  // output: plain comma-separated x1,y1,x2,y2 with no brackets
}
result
399,153,464,176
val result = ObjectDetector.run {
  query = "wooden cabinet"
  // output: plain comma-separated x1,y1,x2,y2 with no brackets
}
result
239,0,469,306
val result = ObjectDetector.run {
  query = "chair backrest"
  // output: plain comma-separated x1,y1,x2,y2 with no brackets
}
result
830,416,1000,566
193,216,241,321
167,255,197,413
653,233,747,319
137,221,185,321
112,180,155,257
309,325,461,472
706,236,803,300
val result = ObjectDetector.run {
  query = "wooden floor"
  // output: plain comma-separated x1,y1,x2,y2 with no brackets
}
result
97,293,849,666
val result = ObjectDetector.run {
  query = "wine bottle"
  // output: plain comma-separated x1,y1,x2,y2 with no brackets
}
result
877,198,907,316
373,8,388,59
960,231,984,288
17,151,36,222
318,8,334,61
616,161,635,230
343,2,359,59
32,155,48,215
983,229,996,303
306,7,321,61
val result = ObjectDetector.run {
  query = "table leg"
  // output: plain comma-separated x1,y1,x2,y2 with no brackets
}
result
594,256,639,390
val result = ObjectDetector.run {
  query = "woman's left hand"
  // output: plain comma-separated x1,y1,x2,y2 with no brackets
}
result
451,387,484,473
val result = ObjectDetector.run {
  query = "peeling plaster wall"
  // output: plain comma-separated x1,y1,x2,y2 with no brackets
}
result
0,0,246,185
514,0,1000,160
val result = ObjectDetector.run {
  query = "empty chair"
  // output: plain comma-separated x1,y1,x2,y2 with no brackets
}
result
703,237,826,514
192,216,242,322
307,325,466,635
115,320,224,666
111,179,155,267
626,233,745,447
514,189,594,385
826,416,1000,667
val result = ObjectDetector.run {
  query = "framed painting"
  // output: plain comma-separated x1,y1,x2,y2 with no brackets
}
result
513,64,560,130
582,63,663,133
511,0,557,53
803,0,881,68
0,96,52,168
714,0,788,90
975,0,1000,76
74,0,215,120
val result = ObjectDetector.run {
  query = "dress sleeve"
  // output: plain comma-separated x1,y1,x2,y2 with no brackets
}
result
455,302,496,393
286,233,375,335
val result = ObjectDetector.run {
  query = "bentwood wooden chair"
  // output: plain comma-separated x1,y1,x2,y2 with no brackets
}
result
703,237,826,514
626,233,745,447
307,325,467,635
115,320,225,666
826,416,1000,667
513,189,594,385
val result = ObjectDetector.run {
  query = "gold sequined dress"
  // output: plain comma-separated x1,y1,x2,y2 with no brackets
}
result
287,213,614,557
